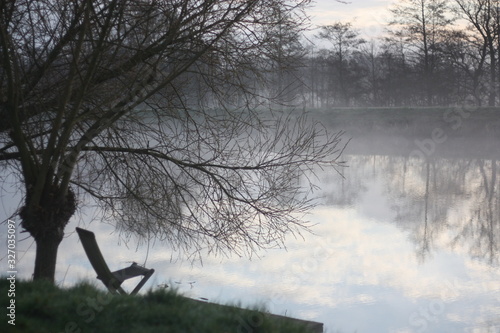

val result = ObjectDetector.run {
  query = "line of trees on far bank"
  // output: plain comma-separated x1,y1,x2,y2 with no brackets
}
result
182,0,500,109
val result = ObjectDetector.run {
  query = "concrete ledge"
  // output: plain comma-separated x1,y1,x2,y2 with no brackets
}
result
266,312,323,333
191,297,323,332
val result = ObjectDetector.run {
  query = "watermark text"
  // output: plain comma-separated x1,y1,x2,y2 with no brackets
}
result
6,219,17,326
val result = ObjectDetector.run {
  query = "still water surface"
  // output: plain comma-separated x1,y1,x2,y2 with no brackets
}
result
1,111,499,332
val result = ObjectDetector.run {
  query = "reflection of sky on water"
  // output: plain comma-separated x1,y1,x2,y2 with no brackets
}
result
1,130,500,332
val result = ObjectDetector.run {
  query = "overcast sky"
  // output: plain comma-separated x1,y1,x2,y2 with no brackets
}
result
308,0,393,40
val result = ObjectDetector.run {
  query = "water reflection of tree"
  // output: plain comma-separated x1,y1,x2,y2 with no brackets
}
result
451,159,499,265
321,153,499,265
318,155,372,207
395,158,452,262
393,157,499,264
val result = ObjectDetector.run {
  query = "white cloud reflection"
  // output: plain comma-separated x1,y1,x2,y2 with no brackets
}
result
2,192,498,333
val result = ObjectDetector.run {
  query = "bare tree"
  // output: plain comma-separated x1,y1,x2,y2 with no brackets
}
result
436,29,489,105
316,22,366,106
454,0,499,106
0,0,346,282
260,3,308,106
389,0,453,105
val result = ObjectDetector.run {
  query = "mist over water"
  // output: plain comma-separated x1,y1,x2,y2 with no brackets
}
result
307,108,500,332
1,109,499,332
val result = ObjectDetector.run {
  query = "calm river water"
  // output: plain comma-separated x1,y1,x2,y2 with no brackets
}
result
1,109,499,332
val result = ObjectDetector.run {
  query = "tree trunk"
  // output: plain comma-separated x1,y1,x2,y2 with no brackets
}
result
20,184,76,282
489,49,497,107
33,232,64,282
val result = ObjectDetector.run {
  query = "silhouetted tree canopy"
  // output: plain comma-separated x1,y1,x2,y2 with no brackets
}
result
0,0,346,282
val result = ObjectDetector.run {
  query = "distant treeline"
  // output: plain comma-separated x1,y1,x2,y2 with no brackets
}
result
177,0,500,109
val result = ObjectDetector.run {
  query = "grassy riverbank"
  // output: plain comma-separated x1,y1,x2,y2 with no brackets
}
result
0,279,320,333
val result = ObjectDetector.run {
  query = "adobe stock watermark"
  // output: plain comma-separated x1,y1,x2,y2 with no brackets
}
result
6,219,17,326
410,107,471,160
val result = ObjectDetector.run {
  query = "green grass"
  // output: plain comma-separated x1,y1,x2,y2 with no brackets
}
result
0,278,319,333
